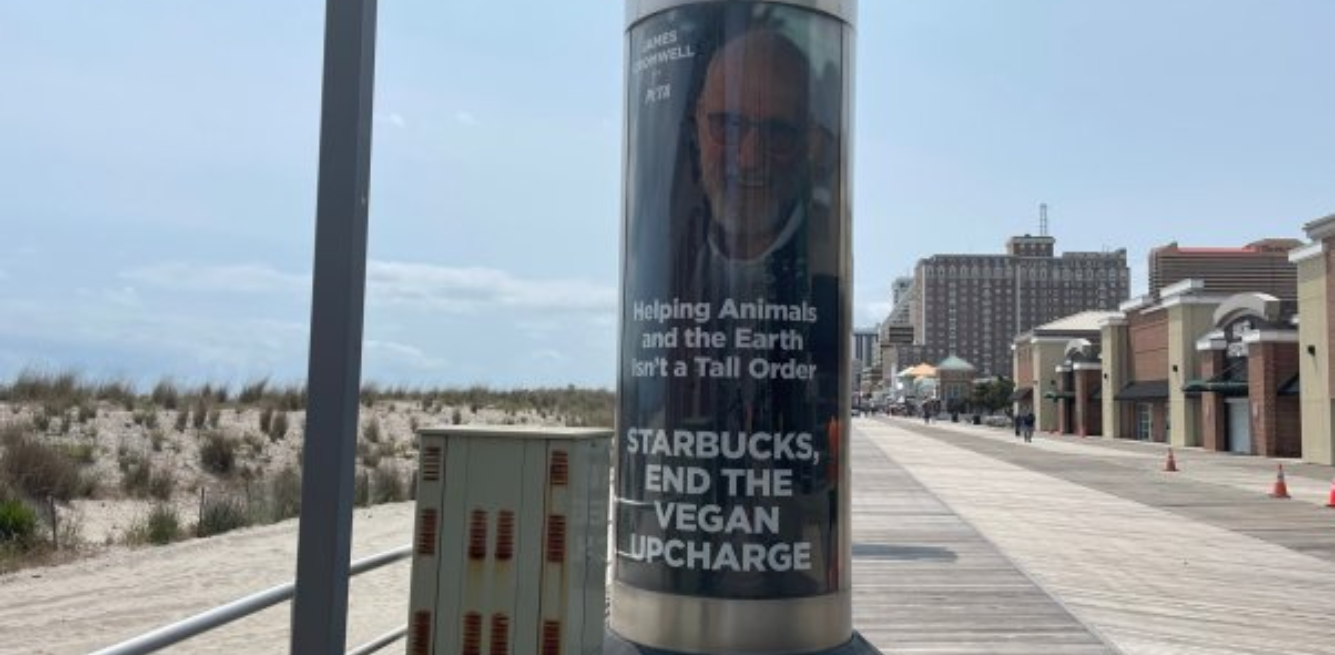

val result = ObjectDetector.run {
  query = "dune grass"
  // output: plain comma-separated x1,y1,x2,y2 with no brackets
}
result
0,369,614,570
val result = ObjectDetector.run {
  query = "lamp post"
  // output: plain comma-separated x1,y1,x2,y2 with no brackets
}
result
611,1,876,653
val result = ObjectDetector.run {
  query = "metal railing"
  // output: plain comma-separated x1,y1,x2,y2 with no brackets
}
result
88,544,413,655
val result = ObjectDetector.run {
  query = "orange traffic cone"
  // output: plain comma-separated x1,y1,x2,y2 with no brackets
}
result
1326,478,1335,508
1164,448,1178,472
1269,464,1291,499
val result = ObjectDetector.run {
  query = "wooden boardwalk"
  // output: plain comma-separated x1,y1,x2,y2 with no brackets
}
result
849,429,1113,654
852,417,1335,655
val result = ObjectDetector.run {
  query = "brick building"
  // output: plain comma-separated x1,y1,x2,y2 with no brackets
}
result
1149,239,1303,300
1012,311,1117,435
1101,280,1231,445
1097,282,1305,461
1011,221,1335,466
1185,294,1300,456
912,235,1129,377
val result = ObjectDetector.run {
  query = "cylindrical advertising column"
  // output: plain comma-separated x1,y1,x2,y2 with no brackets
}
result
613,1,856,653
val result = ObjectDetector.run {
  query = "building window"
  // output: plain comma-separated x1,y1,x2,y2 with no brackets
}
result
1136,403,1153,441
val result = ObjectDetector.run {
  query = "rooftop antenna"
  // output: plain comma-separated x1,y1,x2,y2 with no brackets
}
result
1040,203,1049,237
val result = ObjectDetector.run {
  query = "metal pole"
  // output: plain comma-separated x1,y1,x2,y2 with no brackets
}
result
290,0,378,653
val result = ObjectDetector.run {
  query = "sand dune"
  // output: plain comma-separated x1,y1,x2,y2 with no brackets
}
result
0,502,415,654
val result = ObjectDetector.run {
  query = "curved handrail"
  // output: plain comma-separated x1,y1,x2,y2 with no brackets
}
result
346,626,409,655
87,544,412,655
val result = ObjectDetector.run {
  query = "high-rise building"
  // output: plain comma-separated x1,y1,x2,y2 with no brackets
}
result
886,276,914,324
877,277,921,391
1149,239,1302,300
852,327,879,366
912,234,1130,376
851,327,880,397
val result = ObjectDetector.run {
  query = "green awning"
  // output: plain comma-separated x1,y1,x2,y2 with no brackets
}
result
1183,358,1250,396
1182,379,1248,395
1115,380,1169,401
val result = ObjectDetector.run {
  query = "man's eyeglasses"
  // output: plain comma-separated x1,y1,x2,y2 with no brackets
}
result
702,112,804,157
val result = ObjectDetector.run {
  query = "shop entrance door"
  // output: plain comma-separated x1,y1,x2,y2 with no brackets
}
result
1226,398,1251,455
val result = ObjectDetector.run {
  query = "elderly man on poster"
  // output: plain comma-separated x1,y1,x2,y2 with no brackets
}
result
689,27,838,297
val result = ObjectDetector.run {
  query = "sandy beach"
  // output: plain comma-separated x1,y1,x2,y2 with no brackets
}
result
0,385,614,654
0,501,415,654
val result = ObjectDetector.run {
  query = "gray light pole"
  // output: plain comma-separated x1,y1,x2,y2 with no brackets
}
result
289,0,378,653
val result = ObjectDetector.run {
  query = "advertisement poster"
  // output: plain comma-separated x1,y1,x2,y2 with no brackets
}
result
617,1,851,600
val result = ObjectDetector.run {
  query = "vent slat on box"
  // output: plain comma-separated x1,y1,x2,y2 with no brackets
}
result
462,611,483,655
496,510,515,562
544,515,567,564
489,613,510,655
468,509,488,561
410,610,432,655
541,620,562,655
549,450,569,487
416,508,438,557
422,445,442,482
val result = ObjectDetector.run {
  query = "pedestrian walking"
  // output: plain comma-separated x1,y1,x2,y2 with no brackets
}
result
1022,411,1035,442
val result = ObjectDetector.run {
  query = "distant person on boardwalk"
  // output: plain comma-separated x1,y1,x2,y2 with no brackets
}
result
1022,411,1035,442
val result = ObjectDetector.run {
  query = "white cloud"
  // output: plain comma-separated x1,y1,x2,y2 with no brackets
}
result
116,261,616,317
364,339,449,372
531,349,569,364
0,293,310,383
120,263,309,294
376,112,407,128
4,258,618,387
80,285,141,308
858,301,893,326
454,111,478,126
367,261,616,315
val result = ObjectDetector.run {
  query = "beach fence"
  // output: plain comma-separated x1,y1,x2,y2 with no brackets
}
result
87,544,413,655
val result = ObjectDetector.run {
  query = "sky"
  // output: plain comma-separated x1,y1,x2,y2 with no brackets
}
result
0,1,1331,391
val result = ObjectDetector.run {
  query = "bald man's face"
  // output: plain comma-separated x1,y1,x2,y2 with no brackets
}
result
695,35,809,256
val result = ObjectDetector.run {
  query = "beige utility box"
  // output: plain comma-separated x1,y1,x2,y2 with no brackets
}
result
406,426,612,655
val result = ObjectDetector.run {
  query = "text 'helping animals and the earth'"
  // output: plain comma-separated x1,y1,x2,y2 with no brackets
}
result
631,298,818,380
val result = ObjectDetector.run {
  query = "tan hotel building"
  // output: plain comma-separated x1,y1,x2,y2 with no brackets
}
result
913,235,1129,377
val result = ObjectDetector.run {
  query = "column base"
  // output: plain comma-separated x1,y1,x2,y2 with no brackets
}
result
604,629,883,655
